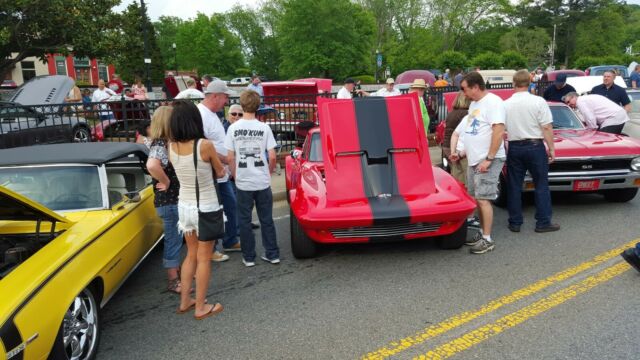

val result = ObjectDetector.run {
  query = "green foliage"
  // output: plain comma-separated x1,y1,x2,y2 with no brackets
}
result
154,16,183,71
110,2,166,84
460,26,508,57
471,52,503,69
436,51,468,72
235,68,252,76
574,7,626,58
501,51,528,69
499,28,551,66
0,0,120,76
277,0,375,80
385,27,440,75
572,56,602,70
351,75,375,84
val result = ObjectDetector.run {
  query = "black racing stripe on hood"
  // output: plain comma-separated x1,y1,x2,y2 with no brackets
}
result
0,321,23,360
353,97,410,227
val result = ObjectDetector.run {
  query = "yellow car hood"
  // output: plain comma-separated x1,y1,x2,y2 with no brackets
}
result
0,186,73,232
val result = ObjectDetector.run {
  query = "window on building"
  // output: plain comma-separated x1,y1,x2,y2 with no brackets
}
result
98,62,108,82
55,56,67,75
73,57,90,85
21,61,36,82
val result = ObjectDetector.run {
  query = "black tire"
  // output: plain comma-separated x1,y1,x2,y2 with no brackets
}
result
603,188,638,202
437,222,468,249
493,173,507,208
72,126,91,143
49,287,100,360
290,209,317,258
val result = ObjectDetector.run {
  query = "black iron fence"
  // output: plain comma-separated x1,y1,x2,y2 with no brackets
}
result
1,81,555,149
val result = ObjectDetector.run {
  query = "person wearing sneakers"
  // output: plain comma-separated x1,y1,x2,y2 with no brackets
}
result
621,243,640,273
169,101,224,320
450,72,506,254
198,80,241,262
504,70,559,234
225,90,280,267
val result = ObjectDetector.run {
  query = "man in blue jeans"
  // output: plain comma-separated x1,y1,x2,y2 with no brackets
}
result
503,70,560,233
225,89,279,267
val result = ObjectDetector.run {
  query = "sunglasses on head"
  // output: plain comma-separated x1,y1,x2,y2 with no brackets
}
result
229,112,243,116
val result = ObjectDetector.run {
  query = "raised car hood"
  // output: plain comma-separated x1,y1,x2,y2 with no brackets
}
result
554,129,640,157
318,93,435,208
0,186,71,226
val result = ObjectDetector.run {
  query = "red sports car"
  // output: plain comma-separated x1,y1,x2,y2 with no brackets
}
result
285,94,476,258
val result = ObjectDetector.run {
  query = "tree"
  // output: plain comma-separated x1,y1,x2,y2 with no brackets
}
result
0,0,119,77
174,13,244,77
471,52,503,69
499,27,551,66
573,6,626,58
501,50,528,69
110,2,165,84
436,51,468,72
154,16,183,71
277,0,375,79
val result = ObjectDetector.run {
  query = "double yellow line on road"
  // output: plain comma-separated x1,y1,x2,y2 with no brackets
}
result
362,239,638,360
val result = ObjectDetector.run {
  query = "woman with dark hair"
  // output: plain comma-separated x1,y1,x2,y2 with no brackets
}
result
169,101,225,320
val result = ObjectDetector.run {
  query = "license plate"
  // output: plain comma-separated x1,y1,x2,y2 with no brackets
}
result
573,179,600,191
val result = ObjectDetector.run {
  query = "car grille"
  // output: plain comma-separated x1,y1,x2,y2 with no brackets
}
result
330,222,442,238
549,159,631,172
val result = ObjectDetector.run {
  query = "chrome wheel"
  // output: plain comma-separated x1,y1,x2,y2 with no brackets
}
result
62,289,99,360
73,127,90,143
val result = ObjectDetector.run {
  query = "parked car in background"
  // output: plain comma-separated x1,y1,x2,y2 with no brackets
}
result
395,70,437,88
542,70,586,82
285,94,476,258
586,65,629,78
565,75,627,95
623,89,640,139
261,81,319,142
0,75,91,149
0,143,163,360
0,80,17,89
229,77,251,86
478,69,516,85
164,74,203,98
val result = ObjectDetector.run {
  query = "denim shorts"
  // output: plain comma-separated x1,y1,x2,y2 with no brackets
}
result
467,158,505,200
177,201,224,239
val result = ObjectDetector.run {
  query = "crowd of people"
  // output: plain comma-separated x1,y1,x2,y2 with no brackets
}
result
140,81,279,320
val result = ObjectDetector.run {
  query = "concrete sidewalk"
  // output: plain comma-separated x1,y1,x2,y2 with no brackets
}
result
271,145,443,202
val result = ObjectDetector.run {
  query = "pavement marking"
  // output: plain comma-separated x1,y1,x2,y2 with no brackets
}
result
361,239,639,360
273,214,290,221
414,261,630,360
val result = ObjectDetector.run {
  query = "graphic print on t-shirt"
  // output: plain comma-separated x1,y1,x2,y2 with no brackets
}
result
238,140,265,168
465,109,482,135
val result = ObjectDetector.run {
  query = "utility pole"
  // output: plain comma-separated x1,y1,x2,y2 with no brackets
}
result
141,0,152,92
550,24,556,69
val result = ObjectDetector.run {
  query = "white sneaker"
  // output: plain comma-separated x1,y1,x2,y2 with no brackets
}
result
211,251,229,262
242,258,256,267
260,255,280,264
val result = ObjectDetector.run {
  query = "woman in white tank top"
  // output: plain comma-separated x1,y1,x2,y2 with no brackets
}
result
169,101,225,320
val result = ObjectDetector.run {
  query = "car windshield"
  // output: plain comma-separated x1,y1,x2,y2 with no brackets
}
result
309,133,323,162
551,106,584,130
0,165,102,211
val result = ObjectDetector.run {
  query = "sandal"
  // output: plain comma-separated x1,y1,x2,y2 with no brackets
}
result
167,278,194,294
176,298,207,314
194,303,223,320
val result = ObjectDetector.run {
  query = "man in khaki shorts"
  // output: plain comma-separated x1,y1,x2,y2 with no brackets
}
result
450,72,506,254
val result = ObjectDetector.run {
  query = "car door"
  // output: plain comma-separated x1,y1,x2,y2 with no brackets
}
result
33,106,72,144
0,105,43,147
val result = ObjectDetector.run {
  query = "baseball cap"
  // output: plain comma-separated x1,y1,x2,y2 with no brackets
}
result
204,80,236,95
555,73,567,84
386,78,395,84
344,78,356,84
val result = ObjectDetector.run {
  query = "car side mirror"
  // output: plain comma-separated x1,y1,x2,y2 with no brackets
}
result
124,191,141,203
290,149,302,160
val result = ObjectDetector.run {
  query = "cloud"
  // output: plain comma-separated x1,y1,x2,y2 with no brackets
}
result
115,0,255,20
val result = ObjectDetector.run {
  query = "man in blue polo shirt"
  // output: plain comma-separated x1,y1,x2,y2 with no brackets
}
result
591,69,631,112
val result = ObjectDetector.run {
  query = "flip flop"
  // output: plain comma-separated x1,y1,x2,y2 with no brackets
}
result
176,299,207,314
194,303,223,320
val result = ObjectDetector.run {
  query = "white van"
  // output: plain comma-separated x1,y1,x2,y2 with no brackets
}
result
477,70,516,85
229,77,251,86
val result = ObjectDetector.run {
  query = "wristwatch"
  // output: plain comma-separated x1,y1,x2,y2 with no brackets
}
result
485,156,494,162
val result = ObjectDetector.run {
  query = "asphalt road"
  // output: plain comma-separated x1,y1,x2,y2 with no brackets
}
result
98,193,640,360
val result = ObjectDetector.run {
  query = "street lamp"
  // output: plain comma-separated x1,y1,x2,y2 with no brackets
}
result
172,43,177,75
140,0,152,92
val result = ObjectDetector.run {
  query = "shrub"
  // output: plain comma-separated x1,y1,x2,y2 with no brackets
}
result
235,68,252,76
350,75,375,84
501,51,528,70
471,52,503,69
436,51,468,72
572,56,600,70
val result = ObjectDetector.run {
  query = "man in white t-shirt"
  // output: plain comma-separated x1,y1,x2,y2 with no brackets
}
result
375,78,401,97
175,78,204,99
91,79,116,120
225,90,280,267
337,78,357,99
450,72,506,254
197,80,238,262
504,70,559,234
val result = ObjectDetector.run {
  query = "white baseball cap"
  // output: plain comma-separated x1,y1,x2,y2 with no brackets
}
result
204,80,236,95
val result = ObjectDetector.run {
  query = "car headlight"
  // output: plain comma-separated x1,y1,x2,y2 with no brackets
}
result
631,157,640,171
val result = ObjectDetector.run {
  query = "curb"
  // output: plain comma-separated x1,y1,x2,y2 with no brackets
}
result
273,190,287,203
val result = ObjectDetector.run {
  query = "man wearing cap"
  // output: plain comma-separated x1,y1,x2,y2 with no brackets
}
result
198,80,241,262
374,78,401,97
562,92,629,134
542,73,576,102
175,78,205,99
337,78,357,99
591,70,631,112
409,79,430,135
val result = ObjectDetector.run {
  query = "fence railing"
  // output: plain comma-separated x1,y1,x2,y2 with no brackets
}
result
0,81,555,149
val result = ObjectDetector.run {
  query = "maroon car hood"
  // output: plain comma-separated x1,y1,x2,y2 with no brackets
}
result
318,93,435,207
554,129,640,157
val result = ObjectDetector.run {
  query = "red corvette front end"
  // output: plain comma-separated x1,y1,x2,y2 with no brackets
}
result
286,94,476,258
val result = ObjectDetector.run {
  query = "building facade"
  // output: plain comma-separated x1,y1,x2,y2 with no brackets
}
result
7,53,115,86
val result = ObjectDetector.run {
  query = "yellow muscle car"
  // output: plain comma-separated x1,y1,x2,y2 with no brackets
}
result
0,143,163,359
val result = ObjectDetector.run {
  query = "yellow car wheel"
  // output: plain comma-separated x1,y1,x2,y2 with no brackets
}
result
49,287,100,360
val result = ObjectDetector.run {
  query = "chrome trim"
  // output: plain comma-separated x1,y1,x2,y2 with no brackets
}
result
552,155,638,161
548,169,631,177
100,233,164,307
524,173,640,191
330,223,442,238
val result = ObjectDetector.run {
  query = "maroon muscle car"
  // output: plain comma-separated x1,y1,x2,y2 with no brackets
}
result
285,94,476,258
